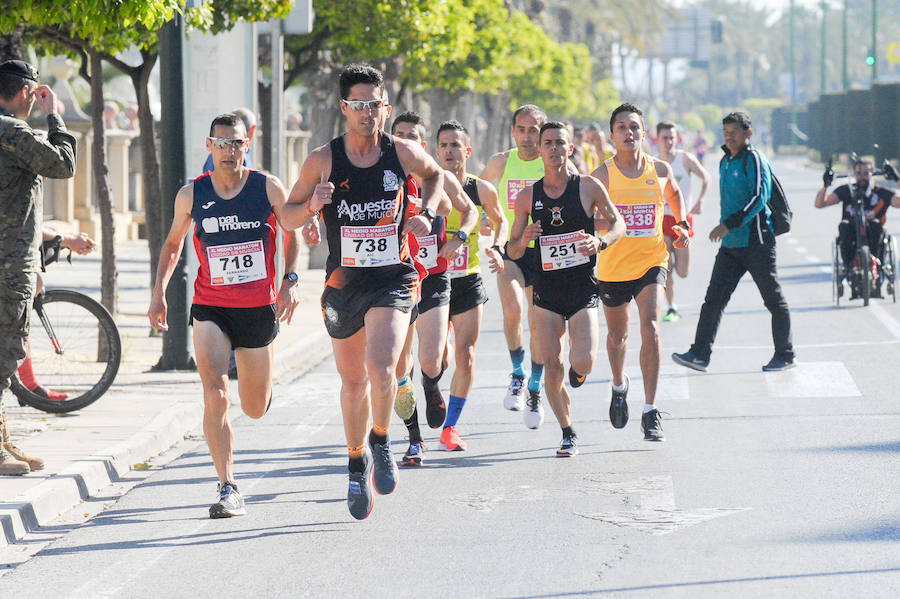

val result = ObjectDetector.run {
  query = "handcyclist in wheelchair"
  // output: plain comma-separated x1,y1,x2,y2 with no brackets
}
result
815,157,900,298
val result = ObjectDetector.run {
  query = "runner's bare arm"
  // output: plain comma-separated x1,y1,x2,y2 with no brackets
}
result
507,186,538,260
395,137,447,236
589,162,611,231
583,176,625,251
479,150,511,186
658,160,691,249
148,184,195,330
684,151,711,213
283,144,333,230
814,186,840,208
479,179,508,248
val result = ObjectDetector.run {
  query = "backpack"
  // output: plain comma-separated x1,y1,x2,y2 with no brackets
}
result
721,149,792,236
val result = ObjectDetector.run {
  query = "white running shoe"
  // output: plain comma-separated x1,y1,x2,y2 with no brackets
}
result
503,373,526,411
523,389,544,429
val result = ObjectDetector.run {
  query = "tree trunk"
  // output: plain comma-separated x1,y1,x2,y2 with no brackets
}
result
89,52,118,329
130,52,164,289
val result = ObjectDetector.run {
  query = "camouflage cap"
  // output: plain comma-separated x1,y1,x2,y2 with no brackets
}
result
0,60,39,82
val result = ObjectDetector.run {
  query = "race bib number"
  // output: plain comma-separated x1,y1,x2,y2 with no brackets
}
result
539,231,589,271
208,240,267,286
340,224,400,267
506,178,539,211
416,234,438,270
447,245,470,279
617,203,658,237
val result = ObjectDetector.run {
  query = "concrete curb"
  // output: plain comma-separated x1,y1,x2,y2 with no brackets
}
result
1,322,332,548
1,400,203,548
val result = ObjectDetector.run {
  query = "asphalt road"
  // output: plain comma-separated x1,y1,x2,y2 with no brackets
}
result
2,155,899,598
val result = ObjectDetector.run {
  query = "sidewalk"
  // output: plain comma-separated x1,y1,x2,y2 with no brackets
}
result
0,239,330,547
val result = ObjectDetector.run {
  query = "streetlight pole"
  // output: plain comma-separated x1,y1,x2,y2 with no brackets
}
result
790,0,797,145
871,0,878,82
820,1,827,94
842,0,849,89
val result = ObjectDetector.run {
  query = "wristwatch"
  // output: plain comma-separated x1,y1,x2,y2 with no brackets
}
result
283,272,299,283
677,219,692,231
598,238,608,251
455,230,469,243
418,207,436,222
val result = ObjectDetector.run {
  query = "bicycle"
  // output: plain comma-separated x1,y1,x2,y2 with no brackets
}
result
10,236,122,413
828,156,899,307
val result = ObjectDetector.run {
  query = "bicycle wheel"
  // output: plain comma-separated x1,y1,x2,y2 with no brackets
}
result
885,236,897,303
832,238,841,306
859,246,872,306
11,289,121,413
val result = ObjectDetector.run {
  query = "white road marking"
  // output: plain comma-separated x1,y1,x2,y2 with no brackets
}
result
765,361,861,398
576,475,750,536
869,304,900,341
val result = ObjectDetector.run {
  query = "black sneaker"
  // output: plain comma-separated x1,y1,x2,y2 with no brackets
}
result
209,481,246,518
609,373,629,429
556,433,578,458
568,366,586,388
368,433,399,495
671,350,709,372
400,441,425,467
347,455,374,520
762,356,797,372
425,388,446,429
641,409,665,442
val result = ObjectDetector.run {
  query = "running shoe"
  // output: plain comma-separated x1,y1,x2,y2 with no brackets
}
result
662,307,680,322
762,356,797,372
609,373,630,429
209,481,246,518
438,426,468,451
401,441,426,466
556,433,578,458
31,385,68,401
425,388,446,429
568,367,586,388
671,350,709,372
394,379,416,420
347,454,374,520
368,434,399,495
641,408,665,442
524,389,544,429
503,373,526,411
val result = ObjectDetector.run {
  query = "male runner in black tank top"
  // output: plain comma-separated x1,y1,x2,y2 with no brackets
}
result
508,122,624,457
283,64,471,520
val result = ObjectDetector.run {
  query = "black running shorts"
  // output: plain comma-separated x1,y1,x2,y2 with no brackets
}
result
449,273,488,316
190,303,279,349
417,271,451,314
321,271,418,339
597,266,668,308
533,282,600,320
502,245,538,288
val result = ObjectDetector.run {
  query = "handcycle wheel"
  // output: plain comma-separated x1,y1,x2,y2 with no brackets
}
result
885,236,897,303
11,289,121,413
859,246,872,307
832,238,841,306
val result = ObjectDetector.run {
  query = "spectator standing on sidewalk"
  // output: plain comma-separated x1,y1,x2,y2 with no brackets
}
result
0,59,76,475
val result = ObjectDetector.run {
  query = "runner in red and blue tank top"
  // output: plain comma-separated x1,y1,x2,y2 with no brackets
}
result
148,112,301,519
282,65,474,520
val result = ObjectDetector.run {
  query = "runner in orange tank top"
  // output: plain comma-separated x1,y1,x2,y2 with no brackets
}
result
591,103,690,443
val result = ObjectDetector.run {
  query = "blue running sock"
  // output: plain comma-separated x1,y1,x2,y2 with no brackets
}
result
397,374,409,387
528,361,544,392
444,395,467,428
509,347,525,376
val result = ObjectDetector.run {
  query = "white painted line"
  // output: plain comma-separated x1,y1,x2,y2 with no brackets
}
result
805,255,819,263
787,238,799,245
765,361,861,398
870,304,900,341
795,245,809,253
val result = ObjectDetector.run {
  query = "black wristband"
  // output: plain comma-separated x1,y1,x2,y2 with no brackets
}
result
677,219,691,231
492,244,503,254
598,238,608,251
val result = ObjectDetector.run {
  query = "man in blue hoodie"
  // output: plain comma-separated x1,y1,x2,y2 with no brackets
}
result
672,112,795,372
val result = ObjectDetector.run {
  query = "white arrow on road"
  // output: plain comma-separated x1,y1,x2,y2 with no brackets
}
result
576,475,750,536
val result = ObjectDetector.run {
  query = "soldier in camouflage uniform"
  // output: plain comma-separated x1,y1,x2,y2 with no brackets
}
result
0,60,76,475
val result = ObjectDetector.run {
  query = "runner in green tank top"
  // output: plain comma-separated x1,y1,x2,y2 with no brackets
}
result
480,104,548,424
